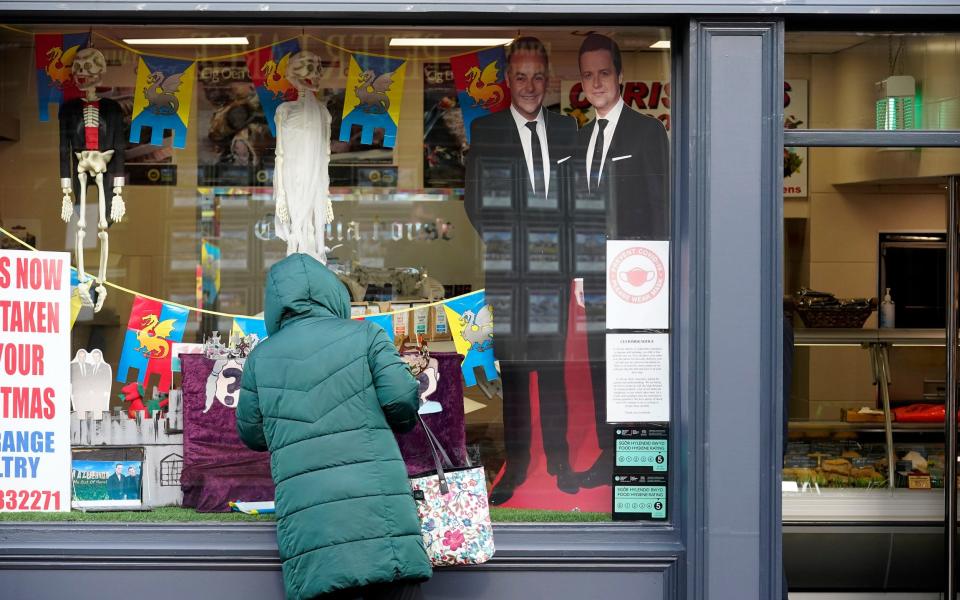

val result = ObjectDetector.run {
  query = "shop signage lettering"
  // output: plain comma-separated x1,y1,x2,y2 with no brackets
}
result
256,217,455,242
566,80,671,130
0,250,71,512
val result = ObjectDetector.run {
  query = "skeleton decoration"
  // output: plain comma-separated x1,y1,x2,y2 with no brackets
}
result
58,48,126,312
69,348,113,419
274,50,334,263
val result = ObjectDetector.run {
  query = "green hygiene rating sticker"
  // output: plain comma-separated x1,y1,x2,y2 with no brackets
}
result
613,483,667,520
616,439,667,471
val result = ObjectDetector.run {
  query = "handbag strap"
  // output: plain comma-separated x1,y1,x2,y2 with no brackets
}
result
417,413,450,494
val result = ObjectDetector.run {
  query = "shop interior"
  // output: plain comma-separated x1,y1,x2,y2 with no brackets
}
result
783,31,960,593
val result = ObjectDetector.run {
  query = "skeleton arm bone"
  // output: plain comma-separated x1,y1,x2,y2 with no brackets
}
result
110,178,125,223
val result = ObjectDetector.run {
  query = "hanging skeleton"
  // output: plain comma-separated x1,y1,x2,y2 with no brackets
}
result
58,48,126,312
274,50,334,263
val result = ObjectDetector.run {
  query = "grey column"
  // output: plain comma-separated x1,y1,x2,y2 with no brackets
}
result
685,19,784,600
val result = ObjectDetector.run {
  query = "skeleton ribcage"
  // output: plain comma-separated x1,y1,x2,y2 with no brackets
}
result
82,104,100,128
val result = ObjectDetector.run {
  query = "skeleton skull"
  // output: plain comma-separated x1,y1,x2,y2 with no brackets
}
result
286,51,323,92
72,48,107,92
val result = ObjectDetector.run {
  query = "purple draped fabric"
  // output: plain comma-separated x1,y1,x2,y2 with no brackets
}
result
395,351,468,475
179,354,274,512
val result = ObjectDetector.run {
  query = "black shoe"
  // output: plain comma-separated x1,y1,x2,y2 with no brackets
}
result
577,453,614,489
489,482,517,505
577,467,609,489
556,470,580,494
489,466,526,505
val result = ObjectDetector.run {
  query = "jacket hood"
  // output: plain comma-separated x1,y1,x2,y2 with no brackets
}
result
264,254,351,334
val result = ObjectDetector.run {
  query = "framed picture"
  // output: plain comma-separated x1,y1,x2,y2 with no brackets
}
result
582,291,607,333
71,447,146,510
477,157,518,210
572,167,606,212
486,289,514,337
526,229,562,274
482,227,516,273
526,285,563,335
523,163,561,211
574,227,607,274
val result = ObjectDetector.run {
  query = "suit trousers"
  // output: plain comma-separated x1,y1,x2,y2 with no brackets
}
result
586,333,614,461
499,360,572,482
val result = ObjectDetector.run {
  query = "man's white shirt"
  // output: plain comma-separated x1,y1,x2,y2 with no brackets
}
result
510,105,551,196
585,97,626,186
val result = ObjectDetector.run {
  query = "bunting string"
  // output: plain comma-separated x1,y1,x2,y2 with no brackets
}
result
0,225,484,320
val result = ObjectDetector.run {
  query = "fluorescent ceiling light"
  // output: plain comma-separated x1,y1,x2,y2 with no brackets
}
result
650,40,671,49
389,38,513,48
122,37,249,46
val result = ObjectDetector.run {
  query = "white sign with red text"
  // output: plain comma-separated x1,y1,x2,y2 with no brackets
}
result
606,240,669,330
0,250,71,512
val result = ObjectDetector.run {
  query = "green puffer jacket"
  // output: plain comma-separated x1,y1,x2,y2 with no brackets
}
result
237,254,431,599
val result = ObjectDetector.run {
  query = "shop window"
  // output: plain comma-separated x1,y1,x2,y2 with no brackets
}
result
0,24,672,523
785,32,960,131
781,144,960,517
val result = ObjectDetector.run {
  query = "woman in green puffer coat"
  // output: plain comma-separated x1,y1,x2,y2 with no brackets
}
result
237,253,432,599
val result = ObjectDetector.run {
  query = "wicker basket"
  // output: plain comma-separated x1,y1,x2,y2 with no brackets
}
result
795,297,877,328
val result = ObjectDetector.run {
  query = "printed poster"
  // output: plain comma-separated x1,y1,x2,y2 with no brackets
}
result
71,460,143,508
606,333,670,423
195,61,388,187
606,240,669,330
784,80,808,197
423,63,466,188
0,250,71,512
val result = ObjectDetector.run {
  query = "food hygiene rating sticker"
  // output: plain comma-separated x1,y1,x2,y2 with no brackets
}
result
613,473,667,521
615,426,668,473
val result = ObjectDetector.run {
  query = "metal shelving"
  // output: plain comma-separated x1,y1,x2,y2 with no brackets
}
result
792,328,946,489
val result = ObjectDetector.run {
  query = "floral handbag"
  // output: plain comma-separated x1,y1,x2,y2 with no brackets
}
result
409,415,495,566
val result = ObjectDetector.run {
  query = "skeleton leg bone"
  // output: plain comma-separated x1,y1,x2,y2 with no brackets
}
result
94,172,108,313
75,172,94,308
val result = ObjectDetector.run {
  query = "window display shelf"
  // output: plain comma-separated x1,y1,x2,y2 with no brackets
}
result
794,328,945,347
783,488,945,522
788,421,944,433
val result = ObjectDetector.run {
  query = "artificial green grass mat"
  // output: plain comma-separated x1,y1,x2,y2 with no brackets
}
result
0,506,275,522
0,506,609,523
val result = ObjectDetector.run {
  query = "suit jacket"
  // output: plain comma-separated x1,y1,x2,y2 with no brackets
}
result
464,108,577,361
123,475,141,500
58,97,126,188
575,107,669,240
105,473,124,500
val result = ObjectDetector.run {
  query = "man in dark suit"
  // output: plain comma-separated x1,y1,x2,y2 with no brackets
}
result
123,465,141,500
465,37,579,505
574,34,670,488
105,463,124,500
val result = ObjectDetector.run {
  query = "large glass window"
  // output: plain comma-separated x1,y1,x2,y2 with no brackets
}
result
0,24,672,522
782,28,960,595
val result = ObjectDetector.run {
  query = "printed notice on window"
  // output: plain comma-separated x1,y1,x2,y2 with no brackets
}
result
606,333,669,422
606,240,669,330
0,250,71,512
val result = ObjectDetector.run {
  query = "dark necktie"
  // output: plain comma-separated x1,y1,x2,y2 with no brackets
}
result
525,121,545,197
590,118,609,191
